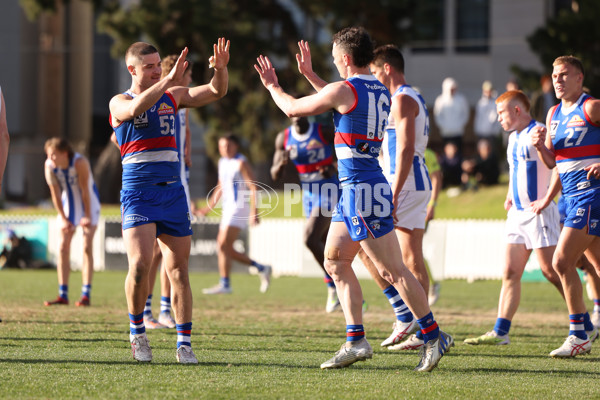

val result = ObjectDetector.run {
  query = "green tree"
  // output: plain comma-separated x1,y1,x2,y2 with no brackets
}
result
20,0,413,167
514,0,600,95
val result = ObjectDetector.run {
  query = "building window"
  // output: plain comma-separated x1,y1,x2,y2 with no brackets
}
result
411,0,445,53
455,0,489,53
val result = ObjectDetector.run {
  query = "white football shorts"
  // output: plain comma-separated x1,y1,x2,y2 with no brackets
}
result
505,202,560,249
393,190,430,230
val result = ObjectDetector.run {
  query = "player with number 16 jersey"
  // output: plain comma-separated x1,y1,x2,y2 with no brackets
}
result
332,74,393,241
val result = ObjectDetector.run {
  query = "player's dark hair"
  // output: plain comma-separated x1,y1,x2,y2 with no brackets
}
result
332,27,374,68
125,42,159,65
372,44,405,74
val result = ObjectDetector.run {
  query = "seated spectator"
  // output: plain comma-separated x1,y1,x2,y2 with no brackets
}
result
461,139,500,190
0,229,32,269
439,142,463,188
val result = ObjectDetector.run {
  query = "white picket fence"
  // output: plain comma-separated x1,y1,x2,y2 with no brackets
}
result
2,216,540,281
249,218,533,281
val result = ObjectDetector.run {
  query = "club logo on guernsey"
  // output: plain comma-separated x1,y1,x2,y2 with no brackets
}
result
134,112,149,129
357,142,370,153
306,139,324,150
567,115,585,127
124,214,149,223
591,220,598,229
370,220,380,231
157,102,175,115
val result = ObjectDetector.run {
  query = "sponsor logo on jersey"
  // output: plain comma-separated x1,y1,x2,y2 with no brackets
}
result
355,227,361,235
124,214,149,223
157,102,175,115
567,115,585,127
351,216,359,225
134,112,149,129
357,142,369,153
306,139,324,150
577,181,591,190
365,83,386,91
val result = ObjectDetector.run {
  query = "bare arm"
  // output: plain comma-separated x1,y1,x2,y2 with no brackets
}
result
296,40,328,92
239,160,259,225
390,95,418,202
531,108,557,169
75,157,93,227
270,131,288,181
531,168,561,214
426,168,442,222
0,91,9,192
184,109,192,167
172,38,230,109
110,48,189,124
255,55,354,117
197,182,222,216
44,164,73,231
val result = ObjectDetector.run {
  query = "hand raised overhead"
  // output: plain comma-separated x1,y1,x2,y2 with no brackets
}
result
254,55,279,89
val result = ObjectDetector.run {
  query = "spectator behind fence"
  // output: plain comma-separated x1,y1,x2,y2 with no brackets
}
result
531,74,558,123
433,77,469,155
0,229,32,269
439,142,463,188
474,80,501,155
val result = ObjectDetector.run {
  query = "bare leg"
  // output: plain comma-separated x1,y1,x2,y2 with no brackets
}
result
324,222,362,324
396,227,429,295
360,231,430,319
57,226,75,286
147,241,162,297
158,234,192,323
357,249,391,290
497,244,530,320
81,225,97,286
123,223,156,316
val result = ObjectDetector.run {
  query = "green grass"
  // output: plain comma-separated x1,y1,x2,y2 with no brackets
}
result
1,269,599,399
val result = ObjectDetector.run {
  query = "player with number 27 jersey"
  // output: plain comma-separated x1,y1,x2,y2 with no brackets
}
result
549,93,600,197
332,74,393,241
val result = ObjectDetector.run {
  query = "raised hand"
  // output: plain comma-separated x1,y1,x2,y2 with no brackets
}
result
296,40,314,76
209,37,230,70
167,47,189,84
254,55,279,89
531,126,547,149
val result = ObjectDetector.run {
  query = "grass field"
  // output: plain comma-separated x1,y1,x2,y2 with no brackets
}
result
1,269,599,399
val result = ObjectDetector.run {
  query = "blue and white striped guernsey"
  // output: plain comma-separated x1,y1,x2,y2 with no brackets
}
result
507,119,553,211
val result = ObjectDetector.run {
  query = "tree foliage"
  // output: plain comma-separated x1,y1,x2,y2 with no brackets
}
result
20,0,413,165
517,0,600,94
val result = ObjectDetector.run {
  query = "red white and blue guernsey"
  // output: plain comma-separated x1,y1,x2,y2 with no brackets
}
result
331,75,394,241
507,119,554,211
111,91,181,189
550,93,600,234
284,122,339,216
110,90,191,236
381,85,432,191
